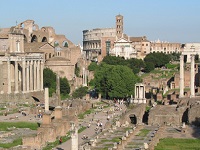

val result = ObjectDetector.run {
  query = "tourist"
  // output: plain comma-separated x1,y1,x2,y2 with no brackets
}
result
87,123,91,128
107,115,110,120
59,137,62,144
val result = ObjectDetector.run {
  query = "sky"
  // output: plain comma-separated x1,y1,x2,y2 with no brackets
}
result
1,0,200,45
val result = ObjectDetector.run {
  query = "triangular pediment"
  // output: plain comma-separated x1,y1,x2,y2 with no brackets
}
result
39,43,54,50
115,37,131,43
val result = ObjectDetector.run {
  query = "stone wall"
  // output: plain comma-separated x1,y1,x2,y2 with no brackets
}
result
148,105,185,126
119,104,146,125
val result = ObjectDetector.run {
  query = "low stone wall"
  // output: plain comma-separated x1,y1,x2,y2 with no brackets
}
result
148,126,165,150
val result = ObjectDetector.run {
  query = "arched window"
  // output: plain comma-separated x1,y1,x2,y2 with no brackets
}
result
42,37,47,42
54,41,59,47
62,41,68,47
31,35,38,42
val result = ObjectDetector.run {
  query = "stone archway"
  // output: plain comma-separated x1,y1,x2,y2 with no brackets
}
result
31,35,38,42
129,114,137,124
42,37,47,42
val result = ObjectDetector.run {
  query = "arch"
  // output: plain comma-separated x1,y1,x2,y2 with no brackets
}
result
41,27,47,32
54,41,59,47
24,35,27,43
142,111,149,124
62,41,68,47
182,108,188,124
20,23,24,29
42,37,47,42
45,53,48,60
129,114,137,124
31,35,38,42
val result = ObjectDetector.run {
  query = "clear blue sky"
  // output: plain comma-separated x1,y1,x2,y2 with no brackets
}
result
1,0,200,44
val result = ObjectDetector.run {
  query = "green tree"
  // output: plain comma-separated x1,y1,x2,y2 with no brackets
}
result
144,62,155,73
75,65,80,77
72,86,88,98
60,77,70,95
88,62,98,71
43,68,56,96
93,63,140,99
102,56,144,74
144,52,171,68
43,68,70,97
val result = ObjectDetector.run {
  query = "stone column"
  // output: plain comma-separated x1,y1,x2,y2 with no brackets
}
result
7,59,11,94
143,86,145,99
22,59,26,93
139,86,143,99
45,88,49,112
54,106,62,119
40,61,44,91
30,60,33,91
179,55,184,98
14,61,19,93
42,112,51,125
56,74,61,106
71,127,78,150
34,60,37,91
82,67,85,86
190,54,195,97
37,60,40,91
26,61,30,92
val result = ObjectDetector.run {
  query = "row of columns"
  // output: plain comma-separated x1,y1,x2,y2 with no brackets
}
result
7,59,44,94
179,54,195,98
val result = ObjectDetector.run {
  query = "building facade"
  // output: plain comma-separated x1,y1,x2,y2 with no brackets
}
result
0,19,82,102
150,39,181,54
109,36,137,59
83,15,123,61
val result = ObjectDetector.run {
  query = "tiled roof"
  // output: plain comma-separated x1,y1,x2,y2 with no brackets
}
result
130,37,149,42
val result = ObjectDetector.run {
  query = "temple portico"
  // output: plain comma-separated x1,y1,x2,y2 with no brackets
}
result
1,55,44,94
134,83,146,104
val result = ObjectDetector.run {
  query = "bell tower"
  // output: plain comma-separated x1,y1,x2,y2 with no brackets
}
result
116,14,123,39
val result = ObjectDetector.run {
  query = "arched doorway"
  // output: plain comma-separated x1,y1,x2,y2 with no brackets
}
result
142,111,149,124
182,108,188,124
129,114,137,124
31,35,38,42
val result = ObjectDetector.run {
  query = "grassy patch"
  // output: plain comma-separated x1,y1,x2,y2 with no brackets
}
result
78,109,95,119
136,129,150,137
0,107,6,111
0,138,22,148
78,126,87,133
101,137,121,143
155,138,200,150
0,122,39,131
165,63,178,69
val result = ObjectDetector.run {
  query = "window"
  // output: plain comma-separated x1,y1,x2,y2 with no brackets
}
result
146,44,148,46
106,41,111,56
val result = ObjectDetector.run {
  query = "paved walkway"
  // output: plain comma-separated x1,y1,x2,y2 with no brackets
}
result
54,104,126,150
